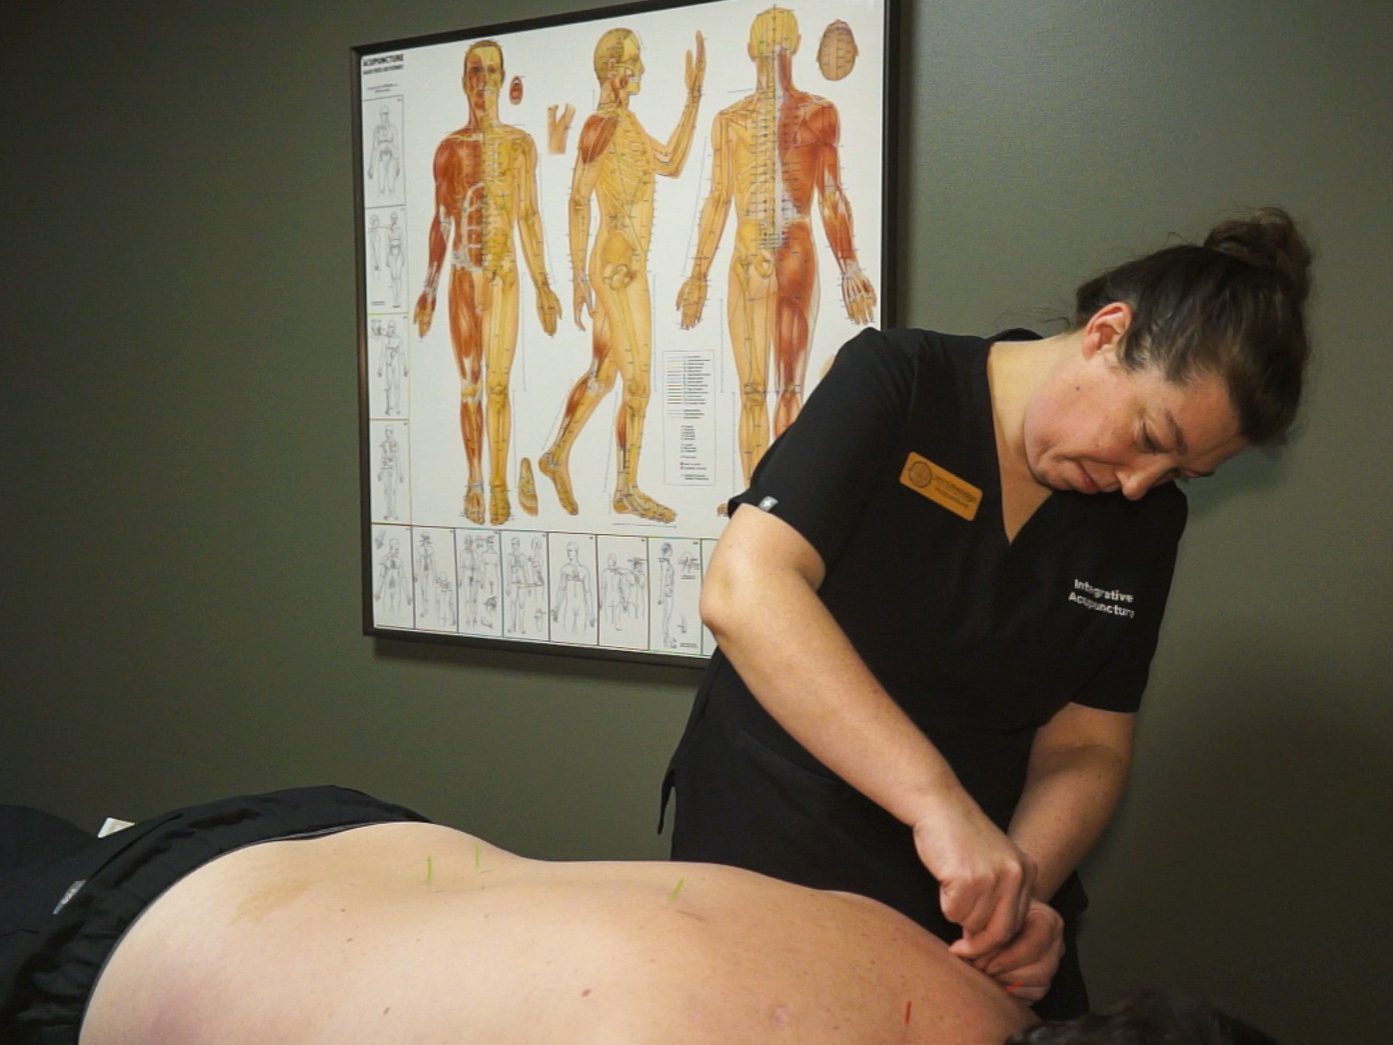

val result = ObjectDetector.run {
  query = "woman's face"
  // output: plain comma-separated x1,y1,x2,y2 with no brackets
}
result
1024,345,1247,500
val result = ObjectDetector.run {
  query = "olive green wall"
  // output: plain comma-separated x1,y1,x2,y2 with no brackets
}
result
4,2,1389,1041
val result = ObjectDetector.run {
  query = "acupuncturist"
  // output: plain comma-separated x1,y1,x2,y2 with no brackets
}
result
662,208,1313,1018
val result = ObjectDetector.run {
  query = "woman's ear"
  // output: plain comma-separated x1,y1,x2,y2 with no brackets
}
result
1081,302,1134,362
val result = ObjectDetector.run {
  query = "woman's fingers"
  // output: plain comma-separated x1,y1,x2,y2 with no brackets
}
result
914,809,1036,955
946,866,1028,957
953,900,1064,1003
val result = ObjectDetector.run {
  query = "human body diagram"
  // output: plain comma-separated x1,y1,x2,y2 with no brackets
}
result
593,535,648,648
374,424,406,522
504,535,549,637
414,529,460,632
551,540,596,638
537,29,706,525
457,532,502,634
651,537,704,652
375,319,408,416
677,6,876,484
365,207,407,311
385,211,406,308
373,533,412,619
414,532,440,618
415,41,561,528
368,215,383,274
600,553,641,630
366,105,401,199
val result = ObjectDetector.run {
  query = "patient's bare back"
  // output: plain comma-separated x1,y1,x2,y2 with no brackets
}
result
82,822,1031,1044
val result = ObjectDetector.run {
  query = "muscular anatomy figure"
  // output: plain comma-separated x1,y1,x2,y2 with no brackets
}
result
538,29,706,524
677,6,876,483
415,41,561,526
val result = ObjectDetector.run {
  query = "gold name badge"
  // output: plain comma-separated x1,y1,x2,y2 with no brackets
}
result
899,451,982,521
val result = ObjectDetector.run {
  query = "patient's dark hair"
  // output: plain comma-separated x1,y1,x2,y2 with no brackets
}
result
1005,988,1279,1045
1073,207,1312,446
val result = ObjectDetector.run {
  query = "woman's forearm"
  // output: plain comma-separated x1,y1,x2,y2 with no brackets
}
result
1007,732,1131,901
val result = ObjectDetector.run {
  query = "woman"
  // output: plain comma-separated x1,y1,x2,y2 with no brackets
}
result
662,208,1313,1018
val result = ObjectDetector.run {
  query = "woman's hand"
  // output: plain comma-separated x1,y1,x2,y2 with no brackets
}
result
962,899,1064,1003
912,796,1036,958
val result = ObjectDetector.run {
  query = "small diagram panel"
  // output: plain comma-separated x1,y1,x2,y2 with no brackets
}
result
456,530,504,638
364,207,408,313
363,97,405,206
650,537,703,655
548,532,598,646
370,525,415,628
412,527,458,633
597,535,649,650
366,315,410,418
503,531,550,641
369,421,410,523
701,538,719,656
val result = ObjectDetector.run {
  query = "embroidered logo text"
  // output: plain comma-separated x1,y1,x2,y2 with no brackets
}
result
1068,579,1136,619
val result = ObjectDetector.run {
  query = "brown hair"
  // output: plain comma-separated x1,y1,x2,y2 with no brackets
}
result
1073,207,1313,445
1006,988,1280,1044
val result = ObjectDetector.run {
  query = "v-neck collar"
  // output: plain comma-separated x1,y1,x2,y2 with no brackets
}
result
972,332,1057,549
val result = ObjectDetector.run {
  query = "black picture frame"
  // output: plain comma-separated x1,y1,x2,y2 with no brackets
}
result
354,0,900,664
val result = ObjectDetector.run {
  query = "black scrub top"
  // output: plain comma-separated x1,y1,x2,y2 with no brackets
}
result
666,327,1186,942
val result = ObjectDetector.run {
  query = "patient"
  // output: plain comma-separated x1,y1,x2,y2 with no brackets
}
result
1,787,1271,1044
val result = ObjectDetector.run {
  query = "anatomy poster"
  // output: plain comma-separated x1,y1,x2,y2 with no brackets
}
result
356,0,896,660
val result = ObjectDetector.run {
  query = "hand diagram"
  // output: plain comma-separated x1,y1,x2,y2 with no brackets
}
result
547,103,576,154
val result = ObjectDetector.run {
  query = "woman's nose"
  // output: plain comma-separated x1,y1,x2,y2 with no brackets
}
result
1118,461,1170,500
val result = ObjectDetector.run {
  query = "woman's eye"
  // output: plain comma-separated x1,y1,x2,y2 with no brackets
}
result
1140,426,1160,453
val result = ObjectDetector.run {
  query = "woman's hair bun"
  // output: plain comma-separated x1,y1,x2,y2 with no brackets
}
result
1073,205,1313,444
1203,206,1312,306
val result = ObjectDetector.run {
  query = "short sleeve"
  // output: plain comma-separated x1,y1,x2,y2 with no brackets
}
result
1069,487,1189,712
727,327,917,567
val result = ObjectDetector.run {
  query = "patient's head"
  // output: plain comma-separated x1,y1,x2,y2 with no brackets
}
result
1006,989,1278,1044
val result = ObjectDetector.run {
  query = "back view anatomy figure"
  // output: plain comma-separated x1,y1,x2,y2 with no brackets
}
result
538,28,706,524
677,5,876,485
415,40,561,526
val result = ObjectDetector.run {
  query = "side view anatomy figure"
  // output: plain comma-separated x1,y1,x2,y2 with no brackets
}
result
677,5,876,484
415,40,561,526
537,28,706,524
